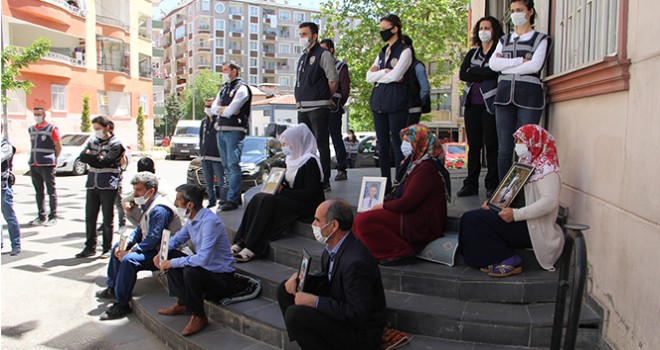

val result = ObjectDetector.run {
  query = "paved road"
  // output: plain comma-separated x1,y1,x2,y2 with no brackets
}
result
1,158,192,350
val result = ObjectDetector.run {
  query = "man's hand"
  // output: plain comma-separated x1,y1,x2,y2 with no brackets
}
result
153,255,161,270
371,203,384,211
499,208,515,223
369,66,379,72
114,247,129,261
294,292,318,307
160,259,172,272
284,272,298,295
123,202,133,213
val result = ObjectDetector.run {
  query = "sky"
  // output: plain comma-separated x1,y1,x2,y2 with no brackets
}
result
154,0,323,17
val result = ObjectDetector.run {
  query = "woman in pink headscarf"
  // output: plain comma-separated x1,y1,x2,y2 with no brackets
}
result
459,124,564,277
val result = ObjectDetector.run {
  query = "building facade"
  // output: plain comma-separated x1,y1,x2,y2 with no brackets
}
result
2,0,155,152
470,1,659,349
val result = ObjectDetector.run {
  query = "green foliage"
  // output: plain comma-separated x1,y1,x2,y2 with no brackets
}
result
320,0,468,131
1,37,51,106
182,69,222,120
161,93,184,136
81,95,91,132
136,106,146,151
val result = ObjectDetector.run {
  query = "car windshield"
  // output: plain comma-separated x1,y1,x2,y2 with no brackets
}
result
174,126,200,136
61,134,90,146
447,145,466,154
242,138,266,156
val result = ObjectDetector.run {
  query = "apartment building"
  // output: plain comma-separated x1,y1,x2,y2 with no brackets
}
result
2,0,154,152
159,0,323,96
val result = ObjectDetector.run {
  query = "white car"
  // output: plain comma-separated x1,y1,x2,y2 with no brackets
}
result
57,133,132,176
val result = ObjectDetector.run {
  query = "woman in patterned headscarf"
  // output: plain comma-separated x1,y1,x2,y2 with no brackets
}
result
459,124,564,277
353,124,448,265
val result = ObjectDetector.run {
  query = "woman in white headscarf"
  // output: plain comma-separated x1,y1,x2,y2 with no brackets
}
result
232,124,325,262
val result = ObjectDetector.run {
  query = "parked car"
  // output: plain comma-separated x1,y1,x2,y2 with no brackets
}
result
154,135,163,147
187,136,285,194
56,133,132,175
443,142,467,169
169,120,200,159
331,134,378,168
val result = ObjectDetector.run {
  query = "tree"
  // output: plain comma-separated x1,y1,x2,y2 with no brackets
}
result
81,94,91,132
182,69,222,120
136,106,145,151
320,0,467,131
162,92,183,136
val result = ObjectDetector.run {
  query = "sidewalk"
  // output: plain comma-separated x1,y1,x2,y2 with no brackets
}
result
10,150,168,174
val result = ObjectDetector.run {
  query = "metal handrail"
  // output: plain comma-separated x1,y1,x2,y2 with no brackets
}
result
550,223,590,350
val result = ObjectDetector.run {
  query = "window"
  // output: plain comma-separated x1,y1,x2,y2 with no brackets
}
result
175,26,185,40
294,12,305,22
139,94,150,116
215,37,224,48
229,5,242,15
215,55,223,66
249,58,258,67
229,41,240,50
278,76,290,86
249,6,259,17
294,45,302,54
434,91,451,111
229,20,243,33
215,19,225,31
249,75,258,85
249,41,258,51
279,43,290,54
215,3,225,14
98,91,131,118
279,10,291,20
249,24,259,34
51,85,67,111
201,0,210,11
7,89,26,115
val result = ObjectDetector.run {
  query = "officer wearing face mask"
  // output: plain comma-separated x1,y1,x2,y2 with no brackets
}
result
277,199,386,350
198,97,224,209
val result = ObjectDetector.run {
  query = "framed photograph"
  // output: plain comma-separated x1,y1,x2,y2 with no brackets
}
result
118,233,129,251
357,177,387,213
261,167,286,195
488,162,535,211
159,229,172,266
297,249,312,293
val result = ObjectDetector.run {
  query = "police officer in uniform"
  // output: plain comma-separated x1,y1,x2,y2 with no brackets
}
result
76,116,126,258
295,22,338,192
200,97,225,209
213,62,252,211
319,38,351,181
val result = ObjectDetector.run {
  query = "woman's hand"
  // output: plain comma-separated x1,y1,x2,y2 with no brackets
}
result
369,65,379,72
498,208,515,223
481,201,490,210
370,203,384,211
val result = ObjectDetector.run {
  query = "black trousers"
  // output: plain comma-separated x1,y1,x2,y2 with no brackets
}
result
298,108,331,184
30,165,57,220
406,112,421,126
276,281,378,350
463,104,499,192
166,250,235,316
85,188,117,252
328,109,348,172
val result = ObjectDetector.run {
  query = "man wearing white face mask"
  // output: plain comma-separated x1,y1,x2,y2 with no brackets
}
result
199,98,225,209
28,107,62,226
96,172,181,320
277,199,386,350
213,62,252,211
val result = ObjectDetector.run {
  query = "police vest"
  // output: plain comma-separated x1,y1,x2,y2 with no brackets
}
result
29,123,57,165
137,195,183,243
200,116,222,161
462,47,498,114
494,31,552,110
85,135,124,190
331,59,347,107
295,43,331,109
216,78,252,133
370,41,409,114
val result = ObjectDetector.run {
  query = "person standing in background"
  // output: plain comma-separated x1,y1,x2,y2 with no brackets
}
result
319,38,351,182
200,97,225,209
344,130,359,169
28,107,62,226
401,35,430,126
1,134,21,255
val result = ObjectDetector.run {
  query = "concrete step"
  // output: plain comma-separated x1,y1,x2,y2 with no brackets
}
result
262,235,559,303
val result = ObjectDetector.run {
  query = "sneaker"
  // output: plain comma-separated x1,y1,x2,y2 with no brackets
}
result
96,287,116,300
75,249,96,258
116,225,126,234
100,303,131,320
456,186,478,197
28,217,46,226
10,247,21,256
334,170,348,181
206,202,217,209
99,250,111,259
220,201,239,212
44,218,57,227
323,182,331,192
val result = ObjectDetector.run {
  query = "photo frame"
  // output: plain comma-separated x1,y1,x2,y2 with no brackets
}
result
261,167,286,195
159,229,172,266
118,233,129,251
297,249,312,293
357,177,387,213
487,162,535,211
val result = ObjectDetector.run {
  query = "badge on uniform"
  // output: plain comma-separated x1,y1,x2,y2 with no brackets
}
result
229,90,235,98
391,58,398,67
309,56,316,65
41,135,46,141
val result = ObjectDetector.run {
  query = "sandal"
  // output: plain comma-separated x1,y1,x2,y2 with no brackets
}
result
230,244,242,255
234,248,256,263
480,264,496,273
488,264,522,278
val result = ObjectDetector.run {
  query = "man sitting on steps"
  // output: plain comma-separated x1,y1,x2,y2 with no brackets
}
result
155,184,236,336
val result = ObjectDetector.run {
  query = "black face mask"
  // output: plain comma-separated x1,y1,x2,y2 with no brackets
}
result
380,28,395,42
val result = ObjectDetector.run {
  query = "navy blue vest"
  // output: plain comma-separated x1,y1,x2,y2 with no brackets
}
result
370,41,409,114
216,78,252,133
494,32,552,110
463,48,498,114
29,123,57,165
200,116,221,161
295,43,331,108
84,135,124,190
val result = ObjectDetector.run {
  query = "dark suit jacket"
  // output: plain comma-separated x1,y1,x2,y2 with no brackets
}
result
308,232,387,340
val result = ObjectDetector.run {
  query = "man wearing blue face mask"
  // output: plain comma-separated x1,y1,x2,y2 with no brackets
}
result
277,199,386,350
96,172,181,320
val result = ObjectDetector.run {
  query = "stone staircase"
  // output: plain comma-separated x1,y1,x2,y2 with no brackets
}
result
131,169,603,350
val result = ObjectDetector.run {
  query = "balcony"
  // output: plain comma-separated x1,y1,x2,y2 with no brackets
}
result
43,50,86,68
198,24,211,34
9,0,86,33
96,15,129,32
98,63,129,74
41,0,86,17
138,31,152,41
139,67,152,79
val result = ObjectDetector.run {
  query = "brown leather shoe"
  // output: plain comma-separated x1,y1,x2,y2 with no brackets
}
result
181,315,208,336
157,303,186,316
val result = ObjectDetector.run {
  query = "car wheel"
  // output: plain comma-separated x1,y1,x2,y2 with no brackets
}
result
259,168,270,184
72,158,87,176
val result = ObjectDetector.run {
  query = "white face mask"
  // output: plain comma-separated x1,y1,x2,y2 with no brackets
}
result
176,206,190,220
222,73,231,84
299,37,310,49
312,222,333,245
511,12,528,27
134,190,152,206
515,143,530,159
95,129,106,139
478,30,492,43
34,116,44,124
204,107,213,116
281,146,292,156
400,141,413,157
